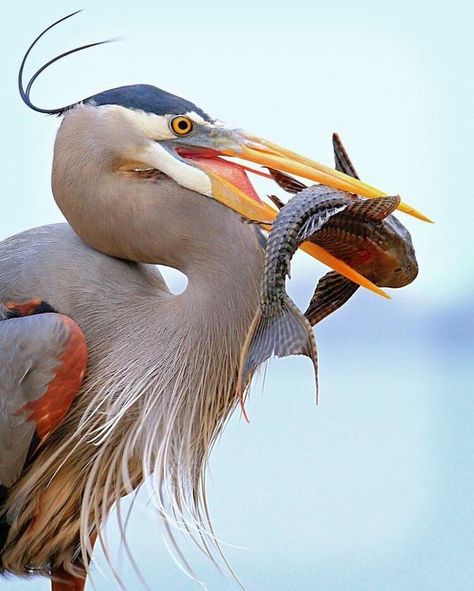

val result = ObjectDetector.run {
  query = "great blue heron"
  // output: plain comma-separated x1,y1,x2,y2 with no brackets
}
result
0,12,428,591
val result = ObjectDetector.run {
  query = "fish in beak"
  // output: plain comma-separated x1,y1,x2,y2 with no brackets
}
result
177,127,430,298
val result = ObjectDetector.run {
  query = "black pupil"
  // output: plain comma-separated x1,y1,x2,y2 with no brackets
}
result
178,119,190,131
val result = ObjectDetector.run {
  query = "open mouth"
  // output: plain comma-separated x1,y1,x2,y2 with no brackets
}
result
177,146,269,205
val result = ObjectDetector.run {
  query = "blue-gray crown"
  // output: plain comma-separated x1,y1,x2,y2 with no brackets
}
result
86,84,212,121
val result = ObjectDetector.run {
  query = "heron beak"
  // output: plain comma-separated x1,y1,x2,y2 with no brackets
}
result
222,133,432,223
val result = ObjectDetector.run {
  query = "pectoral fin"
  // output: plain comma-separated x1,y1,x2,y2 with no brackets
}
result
345,195,401,220
268,194,286,210
267,168,308,194
305,271,360,326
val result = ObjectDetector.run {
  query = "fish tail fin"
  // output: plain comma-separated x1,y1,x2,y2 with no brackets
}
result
237,296,318,418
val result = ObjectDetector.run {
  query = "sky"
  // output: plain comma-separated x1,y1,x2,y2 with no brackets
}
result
1,1,473,590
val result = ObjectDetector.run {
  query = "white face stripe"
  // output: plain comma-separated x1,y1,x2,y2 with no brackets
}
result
118,107,176,140
101,105,216,196
136,142,213,197
111,105,218,141
184,111,208,125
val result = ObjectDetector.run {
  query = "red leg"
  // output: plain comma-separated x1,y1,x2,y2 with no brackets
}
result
51,569,85,591
50,531,97,591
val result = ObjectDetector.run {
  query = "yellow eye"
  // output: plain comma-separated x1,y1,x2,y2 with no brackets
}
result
170,116,194,136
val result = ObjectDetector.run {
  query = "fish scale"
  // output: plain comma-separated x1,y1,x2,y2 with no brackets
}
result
261,187,352,313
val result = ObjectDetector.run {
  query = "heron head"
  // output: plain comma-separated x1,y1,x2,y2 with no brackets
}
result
73,82,405,222
19,12,429,290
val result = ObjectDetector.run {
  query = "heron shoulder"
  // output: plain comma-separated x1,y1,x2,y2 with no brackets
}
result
0,224,170,315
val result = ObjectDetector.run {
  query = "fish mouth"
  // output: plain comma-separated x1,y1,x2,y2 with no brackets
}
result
391,261,419,288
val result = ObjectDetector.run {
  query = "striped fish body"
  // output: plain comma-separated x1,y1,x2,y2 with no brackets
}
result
238,187,356,401
261,187,351,313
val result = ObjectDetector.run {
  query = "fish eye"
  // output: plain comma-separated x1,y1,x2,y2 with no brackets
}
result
170,116,194,136
394,267,402,274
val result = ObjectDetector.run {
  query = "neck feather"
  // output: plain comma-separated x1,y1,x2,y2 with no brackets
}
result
72,218,263,573
13,105,268,575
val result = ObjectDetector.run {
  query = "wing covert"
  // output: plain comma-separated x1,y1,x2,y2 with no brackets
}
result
0,312,87,488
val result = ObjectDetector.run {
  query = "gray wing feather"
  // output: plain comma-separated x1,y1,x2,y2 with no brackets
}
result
0,313,70,488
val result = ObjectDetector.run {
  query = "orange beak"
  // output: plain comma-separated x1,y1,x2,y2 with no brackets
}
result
224,134,432,223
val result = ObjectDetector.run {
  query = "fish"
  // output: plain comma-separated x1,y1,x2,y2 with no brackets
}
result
268,133,419,326
237,144,404,411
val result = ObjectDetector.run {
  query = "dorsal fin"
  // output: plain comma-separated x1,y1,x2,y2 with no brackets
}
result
268,134,358,195
332,133,360,179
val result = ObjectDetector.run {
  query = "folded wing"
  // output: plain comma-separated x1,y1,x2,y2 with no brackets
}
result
0,311,87,489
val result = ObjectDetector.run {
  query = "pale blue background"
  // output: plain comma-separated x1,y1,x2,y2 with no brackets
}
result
1,1,473,589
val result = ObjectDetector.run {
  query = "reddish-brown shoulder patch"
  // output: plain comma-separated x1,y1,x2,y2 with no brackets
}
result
17,315,88,439
4,299,43,316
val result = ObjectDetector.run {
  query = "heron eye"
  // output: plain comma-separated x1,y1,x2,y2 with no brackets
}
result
170,116,194,136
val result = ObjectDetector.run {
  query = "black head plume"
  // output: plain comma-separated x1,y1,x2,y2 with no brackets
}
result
18,10,113,115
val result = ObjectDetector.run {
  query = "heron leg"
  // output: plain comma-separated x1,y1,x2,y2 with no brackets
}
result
51,530,97,591
51,569,85,591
